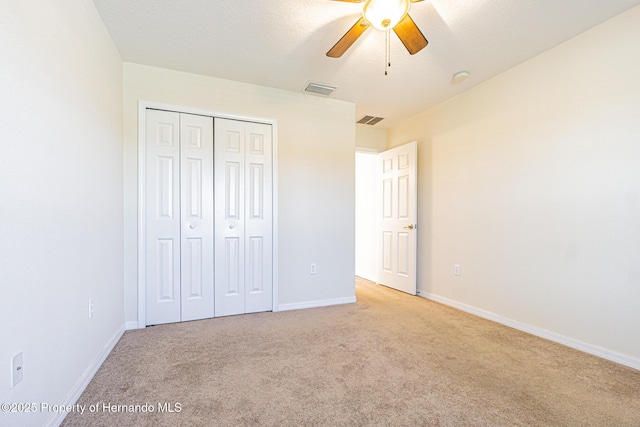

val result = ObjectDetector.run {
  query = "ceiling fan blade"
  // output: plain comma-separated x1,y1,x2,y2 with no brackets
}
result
393,13,428,55
327,17,370,58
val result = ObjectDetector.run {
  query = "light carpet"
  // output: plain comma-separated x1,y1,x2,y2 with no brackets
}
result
62,278,640,426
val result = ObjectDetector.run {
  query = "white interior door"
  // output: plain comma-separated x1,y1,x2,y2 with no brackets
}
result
214,118,273,316
145,110,214,325
377,141,417,295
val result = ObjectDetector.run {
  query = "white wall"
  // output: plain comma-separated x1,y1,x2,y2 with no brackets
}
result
387,5,640,366
355,126,385,282
355,152,378,282
123,63,356,321
0,0,124,425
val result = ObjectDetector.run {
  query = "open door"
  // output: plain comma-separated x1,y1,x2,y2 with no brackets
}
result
377,141,417,295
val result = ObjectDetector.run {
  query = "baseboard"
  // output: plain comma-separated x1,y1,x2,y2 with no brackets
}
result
125,321,139,330
417,290,640,371
46,324,125,427
355,275,377,285
277,296,357,312
355,274,378,284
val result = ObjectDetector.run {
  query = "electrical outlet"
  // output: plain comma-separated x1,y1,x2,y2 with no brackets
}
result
310,263,317,275
89,299,94,318
454,264,461,276
11,352,23,388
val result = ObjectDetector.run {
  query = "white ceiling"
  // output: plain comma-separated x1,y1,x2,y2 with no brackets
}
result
92,0,640,129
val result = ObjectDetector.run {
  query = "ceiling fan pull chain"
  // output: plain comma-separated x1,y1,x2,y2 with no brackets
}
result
388,27,392,69
385,28,387,75
385,28,390,75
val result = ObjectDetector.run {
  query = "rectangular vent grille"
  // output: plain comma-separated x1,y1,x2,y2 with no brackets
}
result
304,82,337,96
357,115,384,126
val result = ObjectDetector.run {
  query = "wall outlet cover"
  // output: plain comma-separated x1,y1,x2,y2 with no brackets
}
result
11,351,23,388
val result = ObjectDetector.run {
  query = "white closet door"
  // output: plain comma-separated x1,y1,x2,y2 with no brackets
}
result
244,121,273,314
146,110,214,325
214,118,273,316
180,113,214,321
145,110,181,325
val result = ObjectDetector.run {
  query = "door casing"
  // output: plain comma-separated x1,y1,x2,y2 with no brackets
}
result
137,101,279,329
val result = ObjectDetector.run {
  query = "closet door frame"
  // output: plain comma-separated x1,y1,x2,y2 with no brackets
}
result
136,101,279,329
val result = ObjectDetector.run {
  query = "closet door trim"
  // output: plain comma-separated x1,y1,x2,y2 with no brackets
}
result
137,100,279,329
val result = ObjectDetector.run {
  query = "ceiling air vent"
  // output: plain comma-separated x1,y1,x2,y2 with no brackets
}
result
357,115,384,126
304,82,337,96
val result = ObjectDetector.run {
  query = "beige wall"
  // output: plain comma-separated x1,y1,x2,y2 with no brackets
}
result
123,63,356,321
0,0,124,424
356,126,387,151
388,6,640,365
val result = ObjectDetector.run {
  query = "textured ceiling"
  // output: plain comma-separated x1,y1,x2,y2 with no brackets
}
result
93,0,640,129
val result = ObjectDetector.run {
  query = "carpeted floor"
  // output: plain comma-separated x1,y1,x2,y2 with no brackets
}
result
62,278,640,426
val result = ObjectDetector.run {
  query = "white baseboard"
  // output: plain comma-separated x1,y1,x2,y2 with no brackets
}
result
417,290,640,372
355,275,378,284
46,324,125,427
277,296,356,312
125,321,140,330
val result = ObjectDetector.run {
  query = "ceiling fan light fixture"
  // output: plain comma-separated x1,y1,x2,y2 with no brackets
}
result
362,0,410,31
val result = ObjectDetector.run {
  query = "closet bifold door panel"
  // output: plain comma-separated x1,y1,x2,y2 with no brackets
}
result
214,118,273,317
145,110,214,325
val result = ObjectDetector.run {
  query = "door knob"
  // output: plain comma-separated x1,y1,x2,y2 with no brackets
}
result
403,224,415,230
229,224,235,229
189,224,195,229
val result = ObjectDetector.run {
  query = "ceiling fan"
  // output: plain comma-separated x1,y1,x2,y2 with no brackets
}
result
327,0,428,58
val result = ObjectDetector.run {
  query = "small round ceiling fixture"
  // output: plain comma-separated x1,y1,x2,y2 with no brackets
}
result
452,71,470,83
